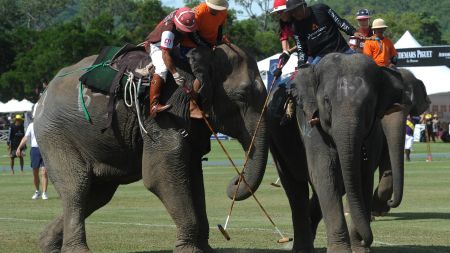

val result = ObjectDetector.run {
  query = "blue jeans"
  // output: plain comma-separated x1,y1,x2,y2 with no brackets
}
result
309,48,355,65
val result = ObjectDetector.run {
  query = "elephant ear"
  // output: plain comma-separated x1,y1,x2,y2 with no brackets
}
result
376,67,411,117
290,64,319,121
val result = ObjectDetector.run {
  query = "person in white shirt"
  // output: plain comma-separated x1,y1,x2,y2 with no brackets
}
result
16,122,49,200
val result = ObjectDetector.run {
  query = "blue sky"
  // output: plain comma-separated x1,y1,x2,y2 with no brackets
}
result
161,0,263,19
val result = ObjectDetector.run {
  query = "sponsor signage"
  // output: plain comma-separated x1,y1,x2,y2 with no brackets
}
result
397,46,450,67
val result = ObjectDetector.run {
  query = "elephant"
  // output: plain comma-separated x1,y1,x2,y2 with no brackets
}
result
33,45,269,253
268,53,409,253
372,68,430,216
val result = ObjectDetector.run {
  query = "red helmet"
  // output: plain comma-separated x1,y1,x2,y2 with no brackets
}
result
174,7,197,32
271,0,286,13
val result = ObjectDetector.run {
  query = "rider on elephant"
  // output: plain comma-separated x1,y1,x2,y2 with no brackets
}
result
181,0,228,51
363,18,398,68
179,0,228,117
145,7,197,118
271,0,295,79
285,0,364,66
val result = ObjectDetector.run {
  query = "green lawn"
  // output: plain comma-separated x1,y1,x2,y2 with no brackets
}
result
0,140,449,253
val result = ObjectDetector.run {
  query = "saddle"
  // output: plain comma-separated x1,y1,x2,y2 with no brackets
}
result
79,44,212,131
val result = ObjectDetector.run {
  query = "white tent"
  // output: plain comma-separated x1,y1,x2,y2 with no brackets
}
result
0,99,34,113
257,53,298,86
394,30,421,48
395,31,450,95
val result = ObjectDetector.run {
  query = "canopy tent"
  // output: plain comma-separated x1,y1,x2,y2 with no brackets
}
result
395,31,450,95
394,30,421,48
0,99,34,113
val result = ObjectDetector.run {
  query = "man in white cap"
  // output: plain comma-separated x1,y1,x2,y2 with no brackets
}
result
363,18,398,67
145,7,198,117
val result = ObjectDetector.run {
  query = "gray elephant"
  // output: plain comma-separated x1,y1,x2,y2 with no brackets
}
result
34,45,269,253
268,53,408,253
372,68,430,216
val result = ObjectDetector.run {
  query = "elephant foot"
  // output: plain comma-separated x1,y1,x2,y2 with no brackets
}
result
173,243,204,253
351,245,370,253
39,216,63,253
327,244,352,253
199,241,215,253
61,245,91,253
292,248,316,253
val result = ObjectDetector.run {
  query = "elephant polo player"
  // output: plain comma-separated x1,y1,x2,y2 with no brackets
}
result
145,7,197,118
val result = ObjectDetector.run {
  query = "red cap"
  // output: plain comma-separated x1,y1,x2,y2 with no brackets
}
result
271,0,287,13
174,7,197,32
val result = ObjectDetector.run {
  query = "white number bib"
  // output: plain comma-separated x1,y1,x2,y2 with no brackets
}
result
160,31,175,49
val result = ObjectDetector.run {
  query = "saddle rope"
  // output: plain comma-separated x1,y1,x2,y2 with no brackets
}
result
124,71,148,135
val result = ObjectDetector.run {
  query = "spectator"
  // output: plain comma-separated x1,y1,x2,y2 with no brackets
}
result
285,0,364,66
405,115,415,161
363,19,398,67
16,121,49,200
432,114,440,141
422,113,434,142
355,9,373,50
7,114,25,175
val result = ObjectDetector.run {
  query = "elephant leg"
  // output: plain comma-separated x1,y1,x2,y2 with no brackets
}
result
350,161,375,253
309,191,322,241
190,155,212,253
372,148,392,216
40,182,118,253
143,152,202,253
39,215,64,253
271,139,314,253
307,149,351,253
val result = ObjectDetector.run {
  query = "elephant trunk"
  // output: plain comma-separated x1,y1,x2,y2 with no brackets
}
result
381,110,407,208
334,118,373,246
226,116,268,201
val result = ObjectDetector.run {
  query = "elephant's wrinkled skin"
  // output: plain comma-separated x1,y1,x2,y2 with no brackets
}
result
372,68,430,215
268,53,408,253
34,45,269,253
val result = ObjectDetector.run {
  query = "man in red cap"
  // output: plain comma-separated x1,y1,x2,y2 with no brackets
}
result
271,0,295,78
145,7,197,117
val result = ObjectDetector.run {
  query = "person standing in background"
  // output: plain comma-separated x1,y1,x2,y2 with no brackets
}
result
16,121,49,200
405,115,415,161
7,114,25,175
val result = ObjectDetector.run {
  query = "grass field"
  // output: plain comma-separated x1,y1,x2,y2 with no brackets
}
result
0,140,449,253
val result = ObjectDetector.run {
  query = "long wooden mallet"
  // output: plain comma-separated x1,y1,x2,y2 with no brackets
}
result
270,178,281,187
217,61,295,243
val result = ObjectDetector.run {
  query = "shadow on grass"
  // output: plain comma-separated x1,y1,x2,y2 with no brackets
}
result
129,245,450,253
375,212,450,221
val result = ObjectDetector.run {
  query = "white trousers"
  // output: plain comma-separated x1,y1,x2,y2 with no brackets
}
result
150,43,168,81
405,134,414,150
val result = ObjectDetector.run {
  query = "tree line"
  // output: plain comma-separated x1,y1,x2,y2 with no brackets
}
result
0,0,447,102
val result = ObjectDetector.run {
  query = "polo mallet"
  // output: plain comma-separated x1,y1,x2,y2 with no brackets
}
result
190,95,288,242
217,62,295,243
270,178,281,187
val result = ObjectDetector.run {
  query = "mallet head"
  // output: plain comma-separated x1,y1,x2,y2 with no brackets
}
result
217,224,231,240
277,237,293,243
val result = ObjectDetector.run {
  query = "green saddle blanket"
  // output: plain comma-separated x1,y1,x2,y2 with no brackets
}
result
79,44,150,93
